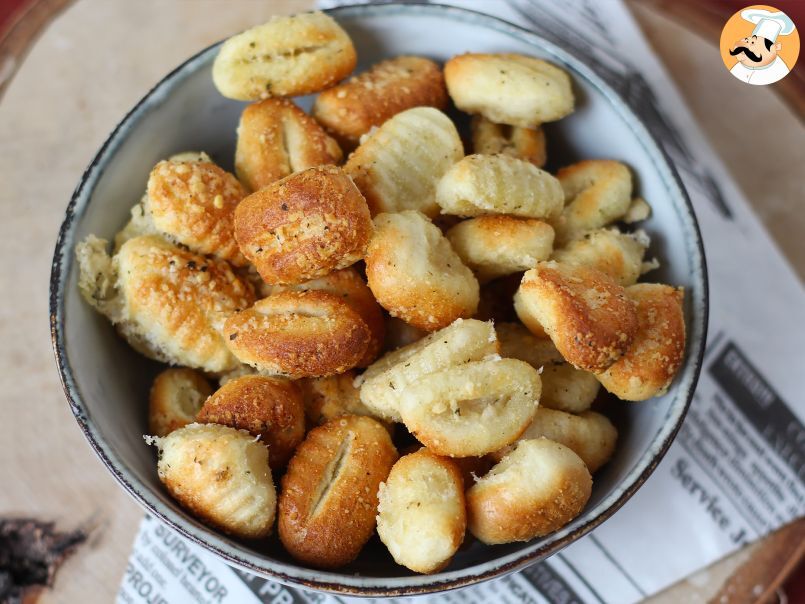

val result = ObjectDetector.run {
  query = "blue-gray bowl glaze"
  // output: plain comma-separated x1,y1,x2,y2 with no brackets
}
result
50,3,707,596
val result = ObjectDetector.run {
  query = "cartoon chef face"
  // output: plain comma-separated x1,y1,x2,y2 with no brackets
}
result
730,34,781,67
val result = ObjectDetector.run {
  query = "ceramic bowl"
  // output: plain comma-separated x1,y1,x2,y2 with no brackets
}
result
50,3,708,596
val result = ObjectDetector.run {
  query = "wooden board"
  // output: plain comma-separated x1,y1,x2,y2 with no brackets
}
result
0,1,801,603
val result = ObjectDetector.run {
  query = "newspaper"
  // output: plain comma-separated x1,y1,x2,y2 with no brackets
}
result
118,1,805,602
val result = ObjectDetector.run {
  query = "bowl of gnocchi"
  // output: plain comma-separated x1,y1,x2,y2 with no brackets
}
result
50,3,708,596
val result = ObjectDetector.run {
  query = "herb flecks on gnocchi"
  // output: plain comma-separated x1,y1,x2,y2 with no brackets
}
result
76,11,686,574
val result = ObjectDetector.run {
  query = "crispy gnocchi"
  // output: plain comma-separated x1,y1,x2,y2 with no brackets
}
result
196,375,305,470
212,12,356,101
224,290,371,378
492,408,617,473
357,318,498,422
150,423,276,539
235,98,342,192
516,261,639,372
344,107,464,217
596,284,686,401
278,416,397,568
540,362,601,413
436,154,564,219
552,228,652,286
75,20,692,572
76,235,254,373
234,165,373,285
467,438,592,544
512,287,548,338
144,159,248,265
148,368,213,438
314,56,448,148
114,152,212,251
471,116,547,167
446,215,555,282
555,160,633,243
445,53,574,127
495,321,563,367
299,371,390,430
377,449,466,574
399,358,541,457
365,211,479,331
496,322,600,412
273,268,384,367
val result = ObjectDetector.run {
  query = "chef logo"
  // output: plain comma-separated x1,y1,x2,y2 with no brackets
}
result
720,5,799,85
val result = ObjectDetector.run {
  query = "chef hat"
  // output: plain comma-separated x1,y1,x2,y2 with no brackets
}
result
741,9,796,42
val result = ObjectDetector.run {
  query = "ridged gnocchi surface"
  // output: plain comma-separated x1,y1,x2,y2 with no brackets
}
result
436,154,564,219
345,107,464,217
357,318,498,422
151,423,276,539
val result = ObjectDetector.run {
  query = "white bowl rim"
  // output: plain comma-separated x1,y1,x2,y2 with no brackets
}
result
50,2,709,596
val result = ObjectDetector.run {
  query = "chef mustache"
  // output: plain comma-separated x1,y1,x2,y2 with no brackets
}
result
729,46,763,62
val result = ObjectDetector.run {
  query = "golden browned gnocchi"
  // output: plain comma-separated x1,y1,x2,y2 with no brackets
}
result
114,151,214,251
224,290,372,378
596,283,686,401
299,371,390,430
377,449,466,574
150,423,276,539
540,362,601,413
357,318,498,422
365,211,479,331
235,98,342,192
512,287,547,338
446,215,555,282
471,115,547,167
344,107,464,217
144,159,248,265
552,228,652,286
313,56,448,148
73,23,696,568
196,375,306,470
492,408,617,473
234,165,373,285
495,321,562,366
496,322,600,413
399,358,541,457
515,261,638,372
212,12,356,101
273,268,385,367
148,368,213,438
436,154,564,219
444,53,574,127
554,160,633,242
278,416,397,568
76,235,254,373
467,438,592,544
